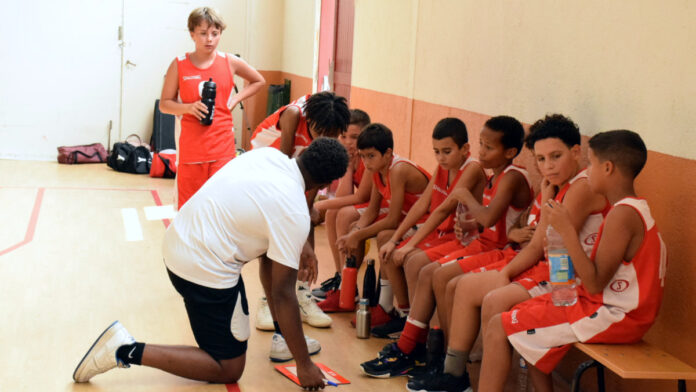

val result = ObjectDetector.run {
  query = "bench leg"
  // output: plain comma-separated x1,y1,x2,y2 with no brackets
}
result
678,379,686,392
571,360,605,392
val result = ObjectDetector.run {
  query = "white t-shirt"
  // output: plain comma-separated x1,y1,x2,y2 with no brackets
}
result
163,147,310,289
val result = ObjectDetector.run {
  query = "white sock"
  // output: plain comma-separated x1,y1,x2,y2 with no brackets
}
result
378,279,394,312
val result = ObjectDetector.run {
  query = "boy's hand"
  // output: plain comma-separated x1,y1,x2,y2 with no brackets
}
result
298,243,319,284
540,178,558,204
392,245,415,267
508,226,536,244
337,232,360,254
296,361,325,390
379,241,397,264
313,199,328,211
543,200,574,237
186,101,208,120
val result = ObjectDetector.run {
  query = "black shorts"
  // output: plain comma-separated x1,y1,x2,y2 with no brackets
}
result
167,269,249,360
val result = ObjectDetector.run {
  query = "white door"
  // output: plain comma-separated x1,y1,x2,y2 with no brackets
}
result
120,0,247,147
0,0,122,160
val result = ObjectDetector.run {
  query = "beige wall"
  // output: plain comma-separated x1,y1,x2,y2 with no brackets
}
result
235,0,284,71
353,0,696,160
281,0,318,79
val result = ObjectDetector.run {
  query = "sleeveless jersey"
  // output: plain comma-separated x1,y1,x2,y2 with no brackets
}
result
374,154,431,216
353,159,366,188
570,198,667,341
431,155,484,233
177,51,235,163
478,165,533,249
250,95,312,158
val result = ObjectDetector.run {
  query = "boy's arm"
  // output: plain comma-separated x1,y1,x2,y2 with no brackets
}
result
450,170,526,228
546,201,641,294
277,106,301,157
314,168,372,210
159,59,207,119
387,168,436,244
227,55,265,111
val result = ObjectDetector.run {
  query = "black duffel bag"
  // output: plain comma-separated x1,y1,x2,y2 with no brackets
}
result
107,134,152,174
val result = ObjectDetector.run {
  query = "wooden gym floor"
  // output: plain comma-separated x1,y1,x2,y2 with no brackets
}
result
0,160,405,392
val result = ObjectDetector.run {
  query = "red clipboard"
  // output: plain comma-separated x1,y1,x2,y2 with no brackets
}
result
275,362,350,386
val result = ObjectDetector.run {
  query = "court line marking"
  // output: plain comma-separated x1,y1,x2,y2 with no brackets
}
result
226,383,241,392
0,186,169,256
121,208,144,241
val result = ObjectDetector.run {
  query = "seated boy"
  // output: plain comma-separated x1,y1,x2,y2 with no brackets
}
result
406,114,610,391
311,109,373,299
360,115,534,377
319,123,431,311
369,118,486,330
478,130,665,392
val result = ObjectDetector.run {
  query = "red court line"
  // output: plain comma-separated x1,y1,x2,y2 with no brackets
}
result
225,384,241,392
150,190,171,228
0,187,44,257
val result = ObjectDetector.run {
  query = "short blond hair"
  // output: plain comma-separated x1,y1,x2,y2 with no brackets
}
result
188,7,226,32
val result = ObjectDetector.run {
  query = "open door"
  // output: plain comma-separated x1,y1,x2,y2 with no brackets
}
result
317,0,354,103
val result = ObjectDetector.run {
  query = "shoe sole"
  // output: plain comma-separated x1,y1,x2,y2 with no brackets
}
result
360,364,412,379
269,347,321,363
371,331,402,339
406,382,473,392
73,320,121,382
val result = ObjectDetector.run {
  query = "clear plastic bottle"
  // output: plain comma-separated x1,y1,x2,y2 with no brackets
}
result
456,203,478,246
517,357,528,392
546,225,578,306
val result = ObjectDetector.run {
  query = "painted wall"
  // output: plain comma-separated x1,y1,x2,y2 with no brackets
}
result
349,1,696,390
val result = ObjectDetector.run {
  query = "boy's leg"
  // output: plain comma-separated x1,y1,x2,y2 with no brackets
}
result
141,345,245,383
402,250,432,303
431,261,467,334
479,283,530,339
378,230,409,312
529,364,554,392
477,314,512,392
325,208,341,273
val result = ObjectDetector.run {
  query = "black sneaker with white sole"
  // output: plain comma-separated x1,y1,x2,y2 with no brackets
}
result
370,312,406,339
406,368,472,392
360,343,425,378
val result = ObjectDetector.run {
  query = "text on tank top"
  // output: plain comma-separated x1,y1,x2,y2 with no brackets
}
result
177,51,235,163
250,95,312,158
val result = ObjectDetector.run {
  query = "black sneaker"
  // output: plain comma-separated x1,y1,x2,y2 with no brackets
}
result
311,272,341,300
360,343,424,378
406,369,471,392
371,312,406,339
407,351,443,380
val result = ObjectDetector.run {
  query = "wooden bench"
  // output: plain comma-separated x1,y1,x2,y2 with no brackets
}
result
571,341,696,392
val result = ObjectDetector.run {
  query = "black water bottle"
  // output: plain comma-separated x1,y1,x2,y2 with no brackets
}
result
426,327,445,366
362,259,377,306
200,78,216,125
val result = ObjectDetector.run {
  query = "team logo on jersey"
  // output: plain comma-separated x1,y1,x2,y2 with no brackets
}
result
511,309,519,324
610,279,629,292
584,233,598,246
183,75,201,81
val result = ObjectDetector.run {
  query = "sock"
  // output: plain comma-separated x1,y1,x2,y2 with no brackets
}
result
378,279,393,312
443,347,469,377
116,342,145,365
397,317,428,354
274,321,282,336
396,304,410,318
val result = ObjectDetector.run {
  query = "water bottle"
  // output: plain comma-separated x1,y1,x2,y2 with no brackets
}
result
356,299,371,338
517,357,528,392
456,203,478,246
362,259,377,306
546,225,578,306
200,78,216,125
426,327,445,366
339,256,358,310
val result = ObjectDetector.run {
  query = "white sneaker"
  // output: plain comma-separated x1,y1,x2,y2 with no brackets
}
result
297,285,332,328
255,297,275,331
73,321,136,382
269,333,321,362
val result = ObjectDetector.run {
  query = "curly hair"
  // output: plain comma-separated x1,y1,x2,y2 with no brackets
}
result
304,92,351,137
299,137,349,185
485,115,525,157
524,114,581,150
589,130,647,178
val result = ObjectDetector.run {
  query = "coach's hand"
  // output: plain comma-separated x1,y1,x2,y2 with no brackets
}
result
297,361,325,390
299,242,319,284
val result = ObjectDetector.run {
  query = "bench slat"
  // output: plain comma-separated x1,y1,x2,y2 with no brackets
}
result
575,342,696,380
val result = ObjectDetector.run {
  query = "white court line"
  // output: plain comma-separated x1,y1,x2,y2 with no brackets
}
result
121,208,143,241
144,205,177,221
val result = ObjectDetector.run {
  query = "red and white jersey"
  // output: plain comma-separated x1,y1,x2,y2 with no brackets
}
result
250,95,312,158
374,154,431,217
556,169,612,257
478,165,533,249
526,193,543,227
353,159,366,188
431,154,484,233
177,51,235,163
571,198,667,340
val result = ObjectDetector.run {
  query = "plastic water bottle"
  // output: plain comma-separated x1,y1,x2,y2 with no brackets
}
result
356,299,371,338
546,225,578,306
517,357,528,392
456,203,478,246
200,78,216,125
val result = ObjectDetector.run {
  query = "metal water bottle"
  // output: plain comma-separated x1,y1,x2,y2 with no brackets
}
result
200,78,216,125
356,299,371,338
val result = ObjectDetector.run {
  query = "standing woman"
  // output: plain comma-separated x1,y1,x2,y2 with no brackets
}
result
160,7,265,209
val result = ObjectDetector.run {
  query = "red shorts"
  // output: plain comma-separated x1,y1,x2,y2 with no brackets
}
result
432,238,495,265
354,199,389,221
512,261,552,298
462,247,519,273
177,157,233,209
397,230,457,252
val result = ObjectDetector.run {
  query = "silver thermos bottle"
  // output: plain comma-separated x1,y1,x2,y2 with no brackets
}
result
356,298,371,338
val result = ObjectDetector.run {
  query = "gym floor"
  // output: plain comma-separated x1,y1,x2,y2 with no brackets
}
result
0,160,407,391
